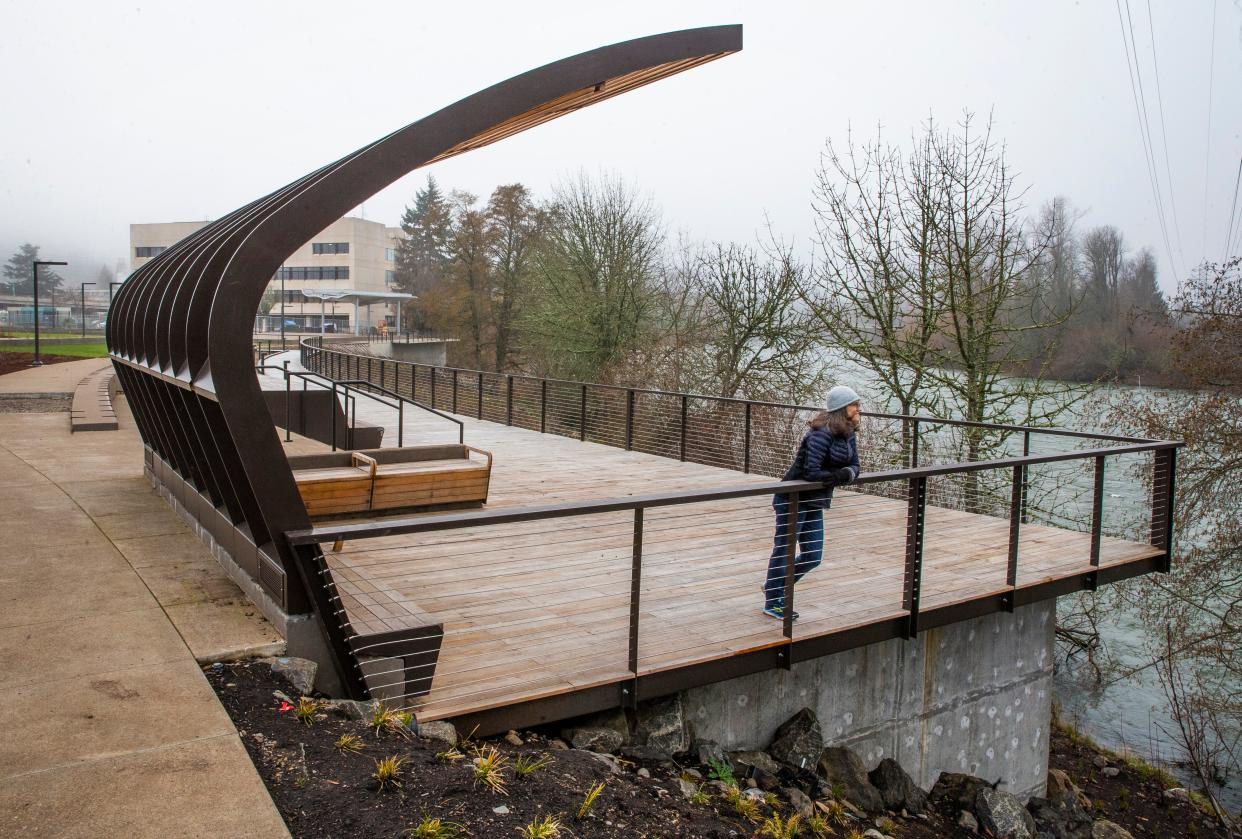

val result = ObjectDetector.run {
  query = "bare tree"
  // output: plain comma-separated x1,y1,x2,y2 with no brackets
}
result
808,125,944,464
1082,225,1125,322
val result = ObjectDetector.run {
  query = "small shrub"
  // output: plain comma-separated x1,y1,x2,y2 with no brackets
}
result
722,784,743,806
707,757,736,785
372,754,408,790
370,704,401,736
436,747,466,764
513,753,553,778
472,745,509,795
517,815,562,839
334,733,365,754
764,791,781,808
805,812,834,837
407,814,467,838
758,812,802,839
874,815,897,833
294,697,323,727
816,799,846,824
688,785,711,805
576,781,605,819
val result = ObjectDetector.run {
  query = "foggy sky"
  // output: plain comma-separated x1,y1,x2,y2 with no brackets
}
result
1,0,1239,293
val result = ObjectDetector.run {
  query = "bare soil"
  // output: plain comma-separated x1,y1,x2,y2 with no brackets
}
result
0,352,81,377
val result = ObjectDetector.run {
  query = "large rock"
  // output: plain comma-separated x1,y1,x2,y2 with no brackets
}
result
783,786,814,819
634,695,687,755
562,708,629,753
1026,796,1093,839
976,787,1036,839
869,757,929,814
419,720,457,747
1090,822,1134,839
769,708,823,770
693,740,726,769
817,746,884,814
930,772,991,812
731,750,781,776
265,656,317,696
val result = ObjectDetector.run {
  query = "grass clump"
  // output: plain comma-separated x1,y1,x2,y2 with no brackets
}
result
369,703,413,738
472,745,509,795
816,798,846,824
294,697,324,727
513,753,553,778
734,795,762,824
407,814,467,838
874,815,897,833
435,747,466,764
758,812,802,838
576,781,605,819
334,732,365,754
372,754,409,790
805,812,835,837
517,815,562,838
688,785,711,805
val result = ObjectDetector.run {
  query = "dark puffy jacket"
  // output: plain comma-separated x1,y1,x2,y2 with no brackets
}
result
777,427,860,508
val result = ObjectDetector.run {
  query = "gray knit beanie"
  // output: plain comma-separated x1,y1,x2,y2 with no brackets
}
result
825,385,861,413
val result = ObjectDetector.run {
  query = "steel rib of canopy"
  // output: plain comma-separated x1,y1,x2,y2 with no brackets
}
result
105,25,743,698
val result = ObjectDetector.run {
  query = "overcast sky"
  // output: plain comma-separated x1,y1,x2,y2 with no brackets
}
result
1,0,1239,292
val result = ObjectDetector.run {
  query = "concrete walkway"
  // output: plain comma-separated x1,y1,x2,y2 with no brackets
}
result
0,361,290,837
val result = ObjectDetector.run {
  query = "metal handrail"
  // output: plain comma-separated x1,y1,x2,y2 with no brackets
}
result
255,363,464,447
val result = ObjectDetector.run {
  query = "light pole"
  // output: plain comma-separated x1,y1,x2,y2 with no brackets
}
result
109,281,122,303
31,260,67,366
280,265,286,346
80,282,95,338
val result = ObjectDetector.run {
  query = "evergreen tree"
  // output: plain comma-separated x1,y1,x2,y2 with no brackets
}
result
393,175,452,330
3,243,64,296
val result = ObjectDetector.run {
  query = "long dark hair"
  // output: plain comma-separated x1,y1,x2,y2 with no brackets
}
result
808,407,855,438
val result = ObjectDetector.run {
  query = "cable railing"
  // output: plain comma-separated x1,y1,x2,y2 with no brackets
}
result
291,336,1179,717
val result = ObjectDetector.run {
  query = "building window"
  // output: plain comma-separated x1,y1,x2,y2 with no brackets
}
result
312,242,349,255
135,246,166,258
274,266,350,281
385,247,396,262
385,270,396,286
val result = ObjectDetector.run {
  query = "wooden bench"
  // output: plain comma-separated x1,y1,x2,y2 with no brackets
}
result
70,366,119,432
289,444,493,519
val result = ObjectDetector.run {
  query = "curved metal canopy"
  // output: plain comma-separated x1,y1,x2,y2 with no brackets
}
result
106,25,742,695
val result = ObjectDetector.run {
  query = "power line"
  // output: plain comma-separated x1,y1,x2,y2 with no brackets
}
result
1115,0,1181,280
1203,0,1218,257
1144,0,1187,267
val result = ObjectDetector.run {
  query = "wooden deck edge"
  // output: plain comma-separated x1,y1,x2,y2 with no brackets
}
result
429,552,1167,735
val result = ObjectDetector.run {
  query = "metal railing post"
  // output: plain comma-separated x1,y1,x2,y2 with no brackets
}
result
452,370,458,414
1005,463,1023,610
903,476,927,637
478,371,484,420
743,402,752,473
540,380,547,434
1151,448,1177,572
379,358,385,390
398,401,404,447
283,361,291,442
627,507,643,707
580,384,588,441
330,382,337,451
1021,430,1031,523
1089,455,1105,576
679,394,688,461
625,389,635,451
506,375,514,426
782,490,799,646
911,418,920,468
430,368,437,409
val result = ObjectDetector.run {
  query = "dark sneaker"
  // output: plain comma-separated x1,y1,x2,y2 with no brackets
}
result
762,602,799,621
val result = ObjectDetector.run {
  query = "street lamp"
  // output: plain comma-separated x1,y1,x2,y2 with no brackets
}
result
31,260,67,366
80,282,95,338
109,280,122,302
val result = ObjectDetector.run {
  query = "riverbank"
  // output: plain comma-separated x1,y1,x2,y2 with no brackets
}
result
208,659,1233,838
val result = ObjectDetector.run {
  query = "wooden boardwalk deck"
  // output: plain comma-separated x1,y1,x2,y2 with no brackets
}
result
261,360,1163,722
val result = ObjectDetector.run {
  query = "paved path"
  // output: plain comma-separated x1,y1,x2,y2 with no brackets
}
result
0,363,289,837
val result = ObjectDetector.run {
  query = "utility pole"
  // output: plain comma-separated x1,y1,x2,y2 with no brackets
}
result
31,260,67,366
80,281,95,338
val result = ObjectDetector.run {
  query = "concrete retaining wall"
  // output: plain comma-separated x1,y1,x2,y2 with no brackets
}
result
683,603,1054,799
